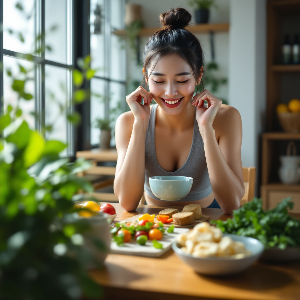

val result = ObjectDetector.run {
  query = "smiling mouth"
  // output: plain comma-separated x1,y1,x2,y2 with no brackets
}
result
161,97,184,106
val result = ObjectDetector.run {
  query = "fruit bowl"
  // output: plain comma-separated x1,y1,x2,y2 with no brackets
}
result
277,112,300,133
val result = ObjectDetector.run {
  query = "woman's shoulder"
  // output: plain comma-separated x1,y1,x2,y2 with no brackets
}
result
213,104,242,137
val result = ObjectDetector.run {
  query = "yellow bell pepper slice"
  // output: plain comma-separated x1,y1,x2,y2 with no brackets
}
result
138,214,155,222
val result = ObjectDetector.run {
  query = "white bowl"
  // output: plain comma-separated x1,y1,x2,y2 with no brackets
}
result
149,176,193,201
172,234,264,276
104,213,117,224
260,247,300,262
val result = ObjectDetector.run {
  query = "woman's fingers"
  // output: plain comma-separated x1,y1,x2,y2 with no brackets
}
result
126,86,152,105
192,89,222,108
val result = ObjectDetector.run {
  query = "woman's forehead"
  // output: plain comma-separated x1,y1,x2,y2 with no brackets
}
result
149,54,192,75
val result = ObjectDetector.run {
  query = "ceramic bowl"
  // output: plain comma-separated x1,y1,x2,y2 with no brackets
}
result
172,234,264,276
104,213,117,224
149,176,193,201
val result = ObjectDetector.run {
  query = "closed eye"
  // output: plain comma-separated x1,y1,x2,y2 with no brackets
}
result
153,80,189,84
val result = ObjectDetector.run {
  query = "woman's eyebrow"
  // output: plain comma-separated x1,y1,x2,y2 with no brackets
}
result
151,72,191,76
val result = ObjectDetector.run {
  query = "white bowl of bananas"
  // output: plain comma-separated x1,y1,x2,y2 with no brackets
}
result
172,222,264,276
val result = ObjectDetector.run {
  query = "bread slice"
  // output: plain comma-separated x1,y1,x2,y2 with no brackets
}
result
182,204,202,220
159,208,179,218
172,212,194,226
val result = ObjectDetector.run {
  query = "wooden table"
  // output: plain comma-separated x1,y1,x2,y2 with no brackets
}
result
89,204,300,300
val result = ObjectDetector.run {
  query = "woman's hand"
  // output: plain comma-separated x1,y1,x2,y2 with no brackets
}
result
192,89,222,129
126,86,153,123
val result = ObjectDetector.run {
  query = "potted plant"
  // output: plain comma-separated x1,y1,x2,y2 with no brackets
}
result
0,9,106,298
94,118,112,149
188,0,216,24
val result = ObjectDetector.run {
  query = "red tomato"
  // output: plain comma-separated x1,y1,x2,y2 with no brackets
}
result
100,204,116,215
101,203,114,208
117,229,131,242
138,220,150,226
135,230,149,239
149,229,163,240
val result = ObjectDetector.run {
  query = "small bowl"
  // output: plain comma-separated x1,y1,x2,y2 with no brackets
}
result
172,234,264,276
149,176,193,201
104,213,117,224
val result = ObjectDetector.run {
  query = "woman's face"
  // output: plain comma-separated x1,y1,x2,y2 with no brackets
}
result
147,54,200,115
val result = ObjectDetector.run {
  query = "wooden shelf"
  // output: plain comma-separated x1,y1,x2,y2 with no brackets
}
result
262,132,300,140
272,65,300,73
112,23,230,37
262,184,300,191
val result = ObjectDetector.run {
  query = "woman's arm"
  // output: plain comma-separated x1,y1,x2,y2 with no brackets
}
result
114,87,153,212
201,107,244,214
192,90,244,214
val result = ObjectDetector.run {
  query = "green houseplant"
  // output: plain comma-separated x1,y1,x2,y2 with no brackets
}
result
188,0,216,23
0,3,107,299
94,117,112,149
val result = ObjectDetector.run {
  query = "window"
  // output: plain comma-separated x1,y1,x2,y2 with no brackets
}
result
89,0,126,147
1,0,74,156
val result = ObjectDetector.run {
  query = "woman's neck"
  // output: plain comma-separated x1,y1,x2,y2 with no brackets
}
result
156,102,195,132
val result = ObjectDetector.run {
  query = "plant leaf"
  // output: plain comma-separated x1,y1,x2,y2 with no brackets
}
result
24,131,45,167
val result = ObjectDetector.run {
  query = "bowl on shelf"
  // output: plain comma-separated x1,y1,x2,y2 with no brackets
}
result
277,112,300,133
149,176,193,201
172,234,264,276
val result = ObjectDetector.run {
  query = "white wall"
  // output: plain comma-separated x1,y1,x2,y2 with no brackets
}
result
229,0,266,194
126,0,230,102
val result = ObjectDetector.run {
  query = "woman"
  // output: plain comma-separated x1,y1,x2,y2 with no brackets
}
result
114,8,244,214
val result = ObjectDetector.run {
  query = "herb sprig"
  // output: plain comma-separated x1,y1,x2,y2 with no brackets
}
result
211,198,300,249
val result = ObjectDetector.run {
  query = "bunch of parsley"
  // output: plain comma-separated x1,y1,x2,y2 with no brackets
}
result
211,198,300,249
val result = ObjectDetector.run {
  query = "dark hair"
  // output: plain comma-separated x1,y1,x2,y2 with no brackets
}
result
143,8,204,89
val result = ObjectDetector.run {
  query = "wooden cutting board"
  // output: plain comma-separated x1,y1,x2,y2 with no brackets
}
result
120,214,209,228
110,227,189,257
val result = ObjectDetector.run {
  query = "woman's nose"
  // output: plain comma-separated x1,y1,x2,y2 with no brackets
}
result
165,83,178,98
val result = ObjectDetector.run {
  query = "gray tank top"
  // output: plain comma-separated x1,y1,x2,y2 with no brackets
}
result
144,104,212,202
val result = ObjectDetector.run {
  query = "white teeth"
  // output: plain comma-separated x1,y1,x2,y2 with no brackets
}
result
171,101,174,104
164,99,181,104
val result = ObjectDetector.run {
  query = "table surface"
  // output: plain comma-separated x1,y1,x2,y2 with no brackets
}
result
89,204,300,300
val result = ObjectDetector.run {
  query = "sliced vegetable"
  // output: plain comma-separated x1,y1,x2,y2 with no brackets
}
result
167,225,175,233
138,220,150,226
152,240,163,249
138,214,155,222
117,229,132,243
136,235,148,246
149,229,163,240
135,230,149,239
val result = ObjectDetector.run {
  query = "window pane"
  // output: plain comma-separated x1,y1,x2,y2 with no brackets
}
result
3,56,35,128
91,79,106,145
90,0,106,77
45,0,69,64
110,0,125,81
109,82,125,146
45,66,69,149
3,0,35,54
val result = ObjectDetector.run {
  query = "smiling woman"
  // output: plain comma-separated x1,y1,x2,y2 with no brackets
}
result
114,7,244,214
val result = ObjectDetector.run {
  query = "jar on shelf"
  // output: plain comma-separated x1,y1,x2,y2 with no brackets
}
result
278,142,300,184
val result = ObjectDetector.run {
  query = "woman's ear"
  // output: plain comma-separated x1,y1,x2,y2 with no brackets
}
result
196,66,204,85
143,68,148,84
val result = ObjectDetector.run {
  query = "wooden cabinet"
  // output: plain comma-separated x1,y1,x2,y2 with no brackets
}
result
261,0,300,212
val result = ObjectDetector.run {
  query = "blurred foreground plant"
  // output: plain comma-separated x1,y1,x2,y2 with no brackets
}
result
0,3,104,300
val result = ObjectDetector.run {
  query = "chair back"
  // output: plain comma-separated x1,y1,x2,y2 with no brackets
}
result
241,167,256,205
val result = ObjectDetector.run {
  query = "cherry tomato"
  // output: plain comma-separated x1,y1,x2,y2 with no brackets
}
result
138,220,150,226
101,203,114,208
151,224,159,229
117,229,131,243
135,230,149,239
136,235,148,245
100,204,116,215
149,229,163,240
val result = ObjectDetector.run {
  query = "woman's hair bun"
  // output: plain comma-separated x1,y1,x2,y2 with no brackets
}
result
159,8,191,30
